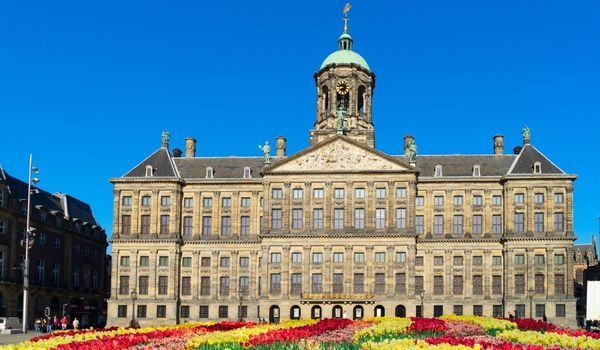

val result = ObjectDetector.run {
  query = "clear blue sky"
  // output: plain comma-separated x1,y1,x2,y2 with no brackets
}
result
1,1,598,248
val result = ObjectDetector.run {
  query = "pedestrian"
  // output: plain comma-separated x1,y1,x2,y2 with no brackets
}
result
41,317,47,333
53,315,59,329
542,314,547,322
46,316,52,332
61,315,68,330
72,317,79,330
34,318,42,334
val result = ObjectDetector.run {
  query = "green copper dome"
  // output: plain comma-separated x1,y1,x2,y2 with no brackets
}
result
320,32,370,70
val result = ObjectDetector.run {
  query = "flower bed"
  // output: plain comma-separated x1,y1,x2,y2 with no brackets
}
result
0,316,593,349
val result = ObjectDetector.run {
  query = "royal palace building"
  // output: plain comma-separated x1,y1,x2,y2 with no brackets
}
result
108,18,578,327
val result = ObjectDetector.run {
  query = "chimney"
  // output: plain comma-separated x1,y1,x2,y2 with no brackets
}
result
493,134,504,155
403,135,414,157
513,146,523,155
185,137,196,158
172,148,182,157
276,136,286,157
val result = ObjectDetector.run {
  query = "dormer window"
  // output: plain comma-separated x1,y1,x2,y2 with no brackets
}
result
434,165,443,177
243,166,251,179
145,165,154,177
473,165,481,177
206,167,214,179
533,162,542,174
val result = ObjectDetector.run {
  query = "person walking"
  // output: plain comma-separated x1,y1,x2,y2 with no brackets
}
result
72,317,79,330
34,318,42,334
60,315,68,330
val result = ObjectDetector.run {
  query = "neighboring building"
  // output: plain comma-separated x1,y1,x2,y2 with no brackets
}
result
108,16,578,327
0,166,108,328
574,235,599,325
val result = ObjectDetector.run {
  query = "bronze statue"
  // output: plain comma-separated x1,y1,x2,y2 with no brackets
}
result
522,125,531,143
258,141,271,164
408,140,417,165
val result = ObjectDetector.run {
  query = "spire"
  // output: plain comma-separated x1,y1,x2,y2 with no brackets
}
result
343,3,351,34
339,3,354,51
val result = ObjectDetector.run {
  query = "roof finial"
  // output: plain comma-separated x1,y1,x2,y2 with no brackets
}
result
343,3,351,34
161,129,170,148
522,125,531,145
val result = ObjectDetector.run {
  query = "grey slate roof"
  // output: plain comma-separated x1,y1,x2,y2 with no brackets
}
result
508,144,564,175
0,167,99,226
124,148,179,177
407,155,517,177
175,157,278,179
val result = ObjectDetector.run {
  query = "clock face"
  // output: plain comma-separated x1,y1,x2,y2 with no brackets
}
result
336,80,350,95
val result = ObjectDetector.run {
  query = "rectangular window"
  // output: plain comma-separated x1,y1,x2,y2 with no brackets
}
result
157,305,167,318
396,187,407,198
554,254,565,265
292,209,303,229
353,273,364,293
375,273,385,294
334,208,344,229
240,216,250,235
395,273,406,294
375,208,386,229
416,215,424,235
313,208,324,229
239,276,249,295
118,276,129,295
272,188,283,199
202,197,213,208
291,273,302,295
375,188,386,199
160,196,171,206
218,305,228,318
534,193,545,204
270,252,281,263
535,274,545,293
183,216,193,235
415,256,424,266
183,197,193,208
311,273,322,293
333,252,344,263
220,276,230,296
117,305,127,318
221,216,231,235
534,255,545,265
473,275,483,295
375,252,385,263
355,188,365,199
180,305,190,319
554,193,564,204
453,275,463,295
554,212,564,231
159,256,169,266
354,208,365,229
434,196,444,206
535,304,545,318
515,193,524,204
199,305,209,318
139,256,149,266
514,254,525,265
473,305,483,316
201,257,211,267
434,256,444,266
453,215,463,234
493,305,503,318
453,195,463,206
415,275,424,294
514,213,524,233
181,277,191,296
158,276,168,295
239,257,249,268
312,252,323,264
140,215,150,235
354,252,364,263
434,215,444,235
453,305,463,316
472,215,482,234
492,275,502,294
220,256,230,267
415,196,424,206
556,304,566,317
292,188,303,199
160,215,170,235
492,195,502,206
453,256,463,266
182,257,192,267
333,188,345,199
472,195,483,206
138,276,148,295
396,208,406,229
515,304,526,318
120,256,130,267
396,252,406,263
492,215,502,234
515,274,525,294
333,273,344,293
202,216,212,236
534,212,544,232
434,276,444,295
291,252,302,263
200,277,211,296
434,305,444,317
271,209,282,229
313,188,324,199
121,215,131,235
492,256,502,266
240,197,251,207
137,305,147,318
140,195,151,206
555,274,565,294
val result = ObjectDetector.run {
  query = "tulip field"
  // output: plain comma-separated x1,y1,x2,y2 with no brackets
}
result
2,316,600,350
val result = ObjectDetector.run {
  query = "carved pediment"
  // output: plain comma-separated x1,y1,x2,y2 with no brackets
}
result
267,136,413,173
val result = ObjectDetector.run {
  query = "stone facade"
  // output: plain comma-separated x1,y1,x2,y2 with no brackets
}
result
107,25,578,328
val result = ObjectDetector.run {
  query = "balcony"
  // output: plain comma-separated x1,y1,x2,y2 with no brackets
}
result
300,292,375,304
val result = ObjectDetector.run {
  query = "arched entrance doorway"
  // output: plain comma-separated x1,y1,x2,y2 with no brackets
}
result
311,305,322,320
353,305,364,320
51,297,60,317
332,305,343,318
374,305,385,317
395,305,406,317
269,305,280,323
290,305,301,320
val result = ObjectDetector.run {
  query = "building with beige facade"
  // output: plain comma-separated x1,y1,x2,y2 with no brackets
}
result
107,20,578,327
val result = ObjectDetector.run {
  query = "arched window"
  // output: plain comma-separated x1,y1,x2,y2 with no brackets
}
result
322,85,330,113
311,305,322,320
434,165,443,177
269,305,280,324
473,165,481,177
374,305,385,317
357,85,366,118
353,305,364,320
533,162,542,174
290,305,301,320
332,305,343,318
395,305,406,317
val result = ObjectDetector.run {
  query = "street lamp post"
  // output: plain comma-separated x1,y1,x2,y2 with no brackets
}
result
238,288,245,322
528,288,534,319
130,290,138,328
418,289,425,317
22,154,39,333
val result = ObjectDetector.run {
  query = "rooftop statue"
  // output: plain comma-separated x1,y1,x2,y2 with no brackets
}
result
161,130,170,147
258,141,271,164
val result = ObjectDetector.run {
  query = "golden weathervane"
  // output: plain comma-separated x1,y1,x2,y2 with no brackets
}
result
343,3,352,33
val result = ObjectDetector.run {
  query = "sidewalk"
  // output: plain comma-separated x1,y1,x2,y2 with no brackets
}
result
0,331,41,345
